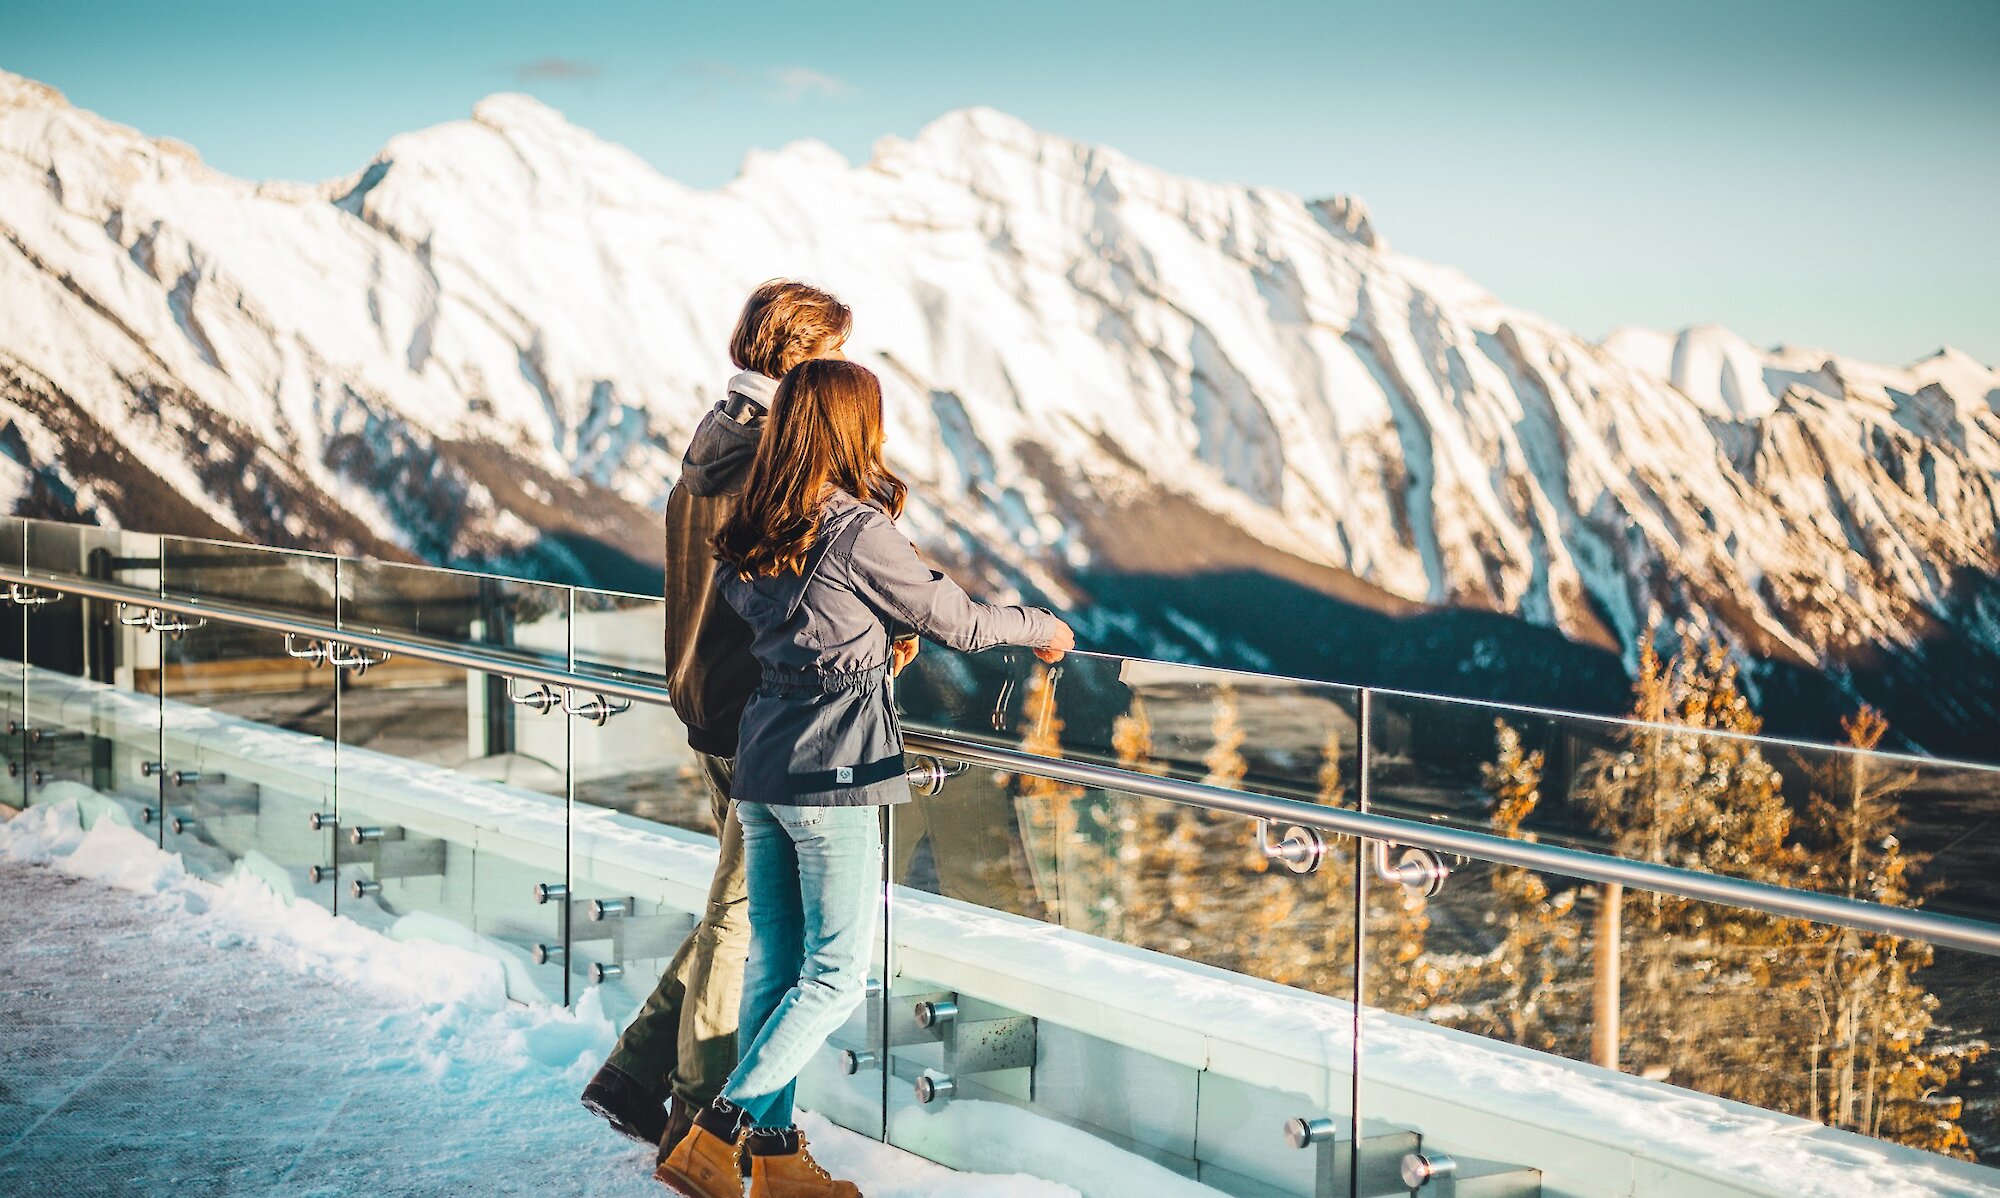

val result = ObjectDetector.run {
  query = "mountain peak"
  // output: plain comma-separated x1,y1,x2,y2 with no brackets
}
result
0,70,67,112
471,93,582,140
915,106,1042,147
1923,345,1991,371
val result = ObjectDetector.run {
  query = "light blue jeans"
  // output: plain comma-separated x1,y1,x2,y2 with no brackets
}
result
720,801,882,1130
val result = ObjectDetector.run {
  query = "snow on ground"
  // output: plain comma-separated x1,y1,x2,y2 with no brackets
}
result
0,798,1074,1198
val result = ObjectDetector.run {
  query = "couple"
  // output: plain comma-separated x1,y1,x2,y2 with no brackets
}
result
580,280,1075,1198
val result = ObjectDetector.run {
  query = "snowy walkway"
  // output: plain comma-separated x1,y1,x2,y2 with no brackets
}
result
0,801,1071,1197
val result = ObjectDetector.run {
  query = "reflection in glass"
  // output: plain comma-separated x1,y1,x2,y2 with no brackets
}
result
337,557,565,672
1360,702,1998,1170
898,648,1360,805
568,589,704,828
161,536,337,620
1366,637,2000,925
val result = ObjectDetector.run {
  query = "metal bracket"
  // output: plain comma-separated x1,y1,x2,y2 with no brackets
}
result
562,688,631,725
337,824,445,887
327,643,391,674
1374,841,1450,898
989,673,1017,731
1258,819,1327,875
907,992,1036,1105
1401,1151,1458,1195
117,604,153,627
904,755,968,797
834,984,936,1076
284,634,330,667
8,583,57,606
589,897,632,921
147,609,203,637
1284,1117,1420,1197
507,679,563,714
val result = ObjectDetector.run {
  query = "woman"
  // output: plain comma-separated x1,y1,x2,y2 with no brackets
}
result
656,358,1073,1198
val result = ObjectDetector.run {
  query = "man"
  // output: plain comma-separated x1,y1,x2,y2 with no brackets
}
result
581,280,854,1160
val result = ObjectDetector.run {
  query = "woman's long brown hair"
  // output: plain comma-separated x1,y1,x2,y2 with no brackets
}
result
713,359,908,579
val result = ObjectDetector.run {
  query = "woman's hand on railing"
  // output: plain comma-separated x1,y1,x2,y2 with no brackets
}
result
1034,619,1076,664
891,635,920,677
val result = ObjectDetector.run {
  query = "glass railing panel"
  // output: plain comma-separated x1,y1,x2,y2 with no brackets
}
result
20,518,159,592
897,648,1363,805
566,590,696,826
16,540,162,840
18,524,162,833
335,557,567,673
0,517,26,805
157,615,339,907
884,762,1361,1196
332,623,571,1003
564,590,700,1018
1356,836,2000,1190
159,535,337,620
1366,690,2000,923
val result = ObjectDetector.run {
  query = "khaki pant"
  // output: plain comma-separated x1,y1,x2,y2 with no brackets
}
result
605,753,749,1106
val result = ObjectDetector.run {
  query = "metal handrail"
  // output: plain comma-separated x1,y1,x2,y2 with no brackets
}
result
0,568,662,703
6,562,1998,958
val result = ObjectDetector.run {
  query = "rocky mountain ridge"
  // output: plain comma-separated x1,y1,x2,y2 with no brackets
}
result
3,70,1996,754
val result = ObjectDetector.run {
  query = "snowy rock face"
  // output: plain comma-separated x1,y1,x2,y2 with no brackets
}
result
3,71,1998,749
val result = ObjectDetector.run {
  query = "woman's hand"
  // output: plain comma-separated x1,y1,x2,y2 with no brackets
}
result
1034,619,1076,664
890,635,920,677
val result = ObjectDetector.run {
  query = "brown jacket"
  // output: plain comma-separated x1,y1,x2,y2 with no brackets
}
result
664,380,771,756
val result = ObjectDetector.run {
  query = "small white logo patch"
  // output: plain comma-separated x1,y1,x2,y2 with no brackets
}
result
836,766,854,784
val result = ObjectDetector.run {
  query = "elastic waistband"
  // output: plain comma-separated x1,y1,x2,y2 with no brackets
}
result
756,661,889,697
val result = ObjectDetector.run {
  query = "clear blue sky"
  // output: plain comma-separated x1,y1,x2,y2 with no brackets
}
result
8,0,1997,364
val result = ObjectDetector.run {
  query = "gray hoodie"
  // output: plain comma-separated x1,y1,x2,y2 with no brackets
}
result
718,491,1062,806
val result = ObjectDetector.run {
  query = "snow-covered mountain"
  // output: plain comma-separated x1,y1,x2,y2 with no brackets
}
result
3,70,1997,754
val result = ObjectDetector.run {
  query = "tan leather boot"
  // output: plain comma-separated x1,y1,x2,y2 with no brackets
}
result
745,1127,862,1198
654,1102,746,1198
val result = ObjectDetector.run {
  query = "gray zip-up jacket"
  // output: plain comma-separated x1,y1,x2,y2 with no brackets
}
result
717,490,1062,806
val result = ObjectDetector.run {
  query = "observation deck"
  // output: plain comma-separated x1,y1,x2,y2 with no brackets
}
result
0,516,1996,1197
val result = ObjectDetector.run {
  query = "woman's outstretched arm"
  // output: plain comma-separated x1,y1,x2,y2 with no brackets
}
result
840,515,1071,657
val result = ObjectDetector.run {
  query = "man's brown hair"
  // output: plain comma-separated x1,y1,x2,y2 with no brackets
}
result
729,279,852,378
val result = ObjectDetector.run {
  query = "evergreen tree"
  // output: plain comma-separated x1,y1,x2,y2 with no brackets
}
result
1431,718,1585,1052
1788,709,1983,1159
1100,685,1349,990
1011,664,1088,924
1574,632,1804,1102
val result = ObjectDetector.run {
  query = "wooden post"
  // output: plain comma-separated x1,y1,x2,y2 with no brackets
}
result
1592,881,1622,1070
